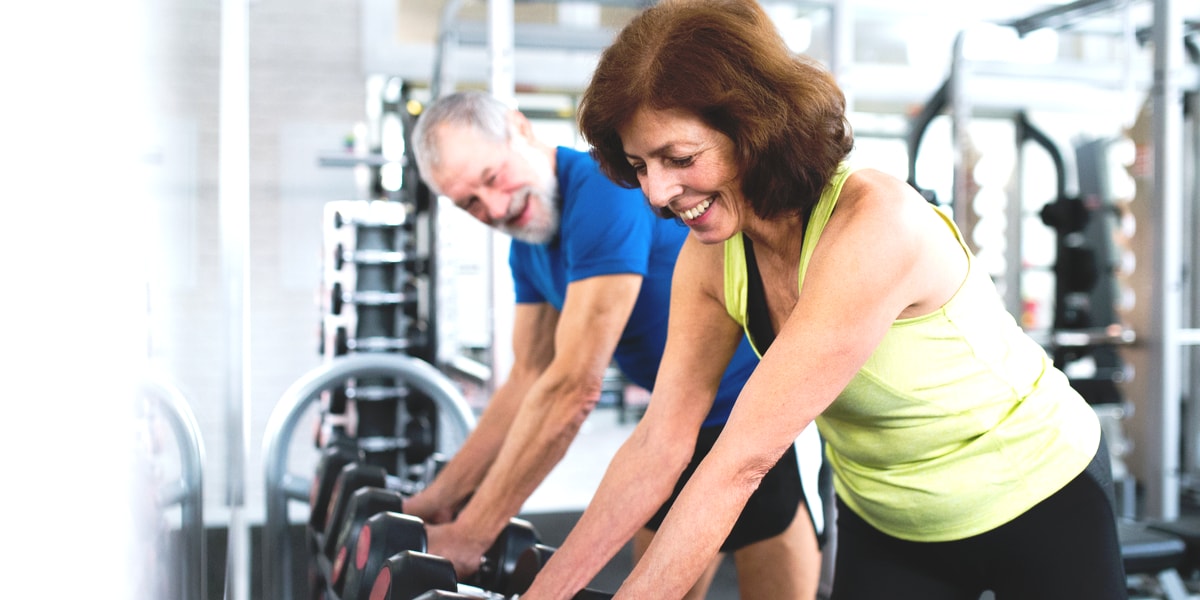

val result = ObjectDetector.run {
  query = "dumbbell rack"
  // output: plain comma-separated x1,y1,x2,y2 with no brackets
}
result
263,77,478,599
312,76,453,500
264,353,478,600
319,198,443,484
300,467,613,600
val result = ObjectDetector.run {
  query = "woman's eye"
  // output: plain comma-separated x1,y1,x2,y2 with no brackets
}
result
669,156,694,167
631,163,646,175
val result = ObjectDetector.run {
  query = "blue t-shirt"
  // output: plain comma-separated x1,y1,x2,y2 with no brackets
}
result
509,146,758,427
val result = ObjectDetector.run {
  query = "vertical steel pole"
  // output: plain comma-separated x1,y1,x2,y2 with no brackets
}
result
830,0,854,111
487,0,517,394
219,0,251,596
1144,0,1184,520
950,31,972,236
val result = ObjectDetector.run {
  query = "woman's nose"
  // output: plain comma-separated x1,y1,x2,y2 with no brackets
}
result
641,166,677,210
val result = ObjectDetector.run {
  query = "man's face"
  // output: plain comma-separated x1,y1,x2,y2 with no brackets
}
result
430,124,559,244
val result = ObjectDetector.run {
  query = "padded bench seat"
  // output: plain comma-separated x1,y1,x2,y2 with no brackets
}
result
1150,516,1200,576
1119,519,1189,600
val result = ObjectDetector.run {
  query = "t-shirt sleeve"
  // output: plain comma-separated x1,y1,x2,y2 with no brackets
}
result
561,166,654,282
508,241,545,304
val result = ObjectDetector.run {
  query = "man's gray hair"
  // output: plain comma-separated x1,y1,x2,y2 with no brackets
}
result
411,90,512,194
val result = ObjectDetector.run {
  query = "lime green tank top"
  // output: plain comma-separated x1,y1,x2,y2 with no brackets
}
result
723,165,1100,542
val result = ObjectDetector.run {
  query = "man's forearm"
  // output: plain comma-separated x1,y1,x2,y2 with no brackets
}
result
452,376,601,546
415,376,530,513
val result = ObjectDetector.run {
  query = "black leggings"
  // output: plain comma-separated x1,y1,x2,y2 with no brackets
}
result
831,444,1127,600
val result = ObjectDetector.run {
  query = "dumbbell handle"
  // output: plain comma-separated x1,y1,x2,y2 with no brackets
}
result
452,584,611,600
453,583,511,599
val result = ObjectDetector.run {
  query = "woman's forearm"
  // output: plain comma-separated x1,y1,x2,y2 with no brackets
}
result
616,433,783,598
524,422,693,598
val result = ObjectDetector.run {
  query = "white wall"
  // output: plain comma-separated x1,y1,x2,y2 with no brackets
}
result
146,0,366,526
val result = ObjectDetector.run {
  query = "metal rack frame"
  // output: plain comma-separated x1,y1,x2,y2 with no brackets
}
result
262,353,477,600
922,0,1198,520
141,374,206,600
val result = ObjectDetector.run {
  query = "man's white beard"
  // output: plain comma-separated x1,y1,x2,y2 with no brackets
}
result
502,140,560,244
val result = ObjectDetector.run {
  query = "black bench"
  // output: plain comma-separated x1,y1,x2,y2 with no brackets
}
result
1119,519,1189,599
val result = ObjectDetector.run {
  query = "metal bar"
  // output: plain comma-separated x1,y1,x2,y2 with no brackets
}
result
489,0,515,105
262,353,476,600
142,375,206,600
830,0,853,109
1005,119,1025,320
450,21,620,51
218,0,251,597
431,0,469,99
1186,85,1200,481
950,30,972,234
1005,0,1126,36
905,77,950,198
488,0,517,396
1144,0,1185,520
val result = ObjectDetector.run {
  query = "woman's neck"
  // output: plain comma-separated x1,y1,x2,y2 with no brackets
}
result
741,212,806,265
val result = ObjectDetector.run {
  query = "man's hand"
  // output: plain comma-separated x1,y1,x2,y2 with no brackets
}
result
402,490,457,525
425,520,493,579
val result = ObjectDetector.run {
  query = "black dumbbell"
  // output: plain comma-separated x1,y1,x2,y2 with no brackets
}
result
369,550,458,600
331,281,345,315
466,518,540,594
504,543,614,600
320,462,392,548
309,443,366,535
404,411,436,465
506,543,557,596
341,512,429,600
327,487,409,594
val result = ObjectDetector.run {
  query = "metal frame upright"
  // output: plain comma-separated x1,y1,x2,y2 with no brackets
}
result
911,0,1199,520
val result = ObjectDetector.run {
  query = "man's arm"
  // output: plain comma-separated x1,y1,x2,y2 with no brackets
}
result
403,302,559,523
522,237,745,598
428,273,644,576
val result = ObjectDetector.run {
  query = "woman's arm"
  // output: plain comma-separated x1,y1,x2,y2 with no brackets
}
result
522,236,745,598
614,173,961,598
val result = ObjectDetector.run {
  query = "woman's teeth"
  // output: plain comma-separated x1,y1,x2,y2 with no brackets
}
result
679,196,714,221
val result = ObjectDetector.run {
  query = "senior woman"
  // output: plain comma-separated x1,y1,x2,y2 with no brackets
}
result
521,0,1127,598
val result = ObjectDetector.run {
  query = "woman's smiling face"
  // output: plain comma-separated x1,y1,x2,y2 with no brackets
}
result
618,107,746,244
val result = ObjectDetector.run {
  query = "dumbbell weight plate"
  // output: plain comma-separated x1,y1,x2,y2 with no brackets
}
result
503,543,616,599
328,487,408,594
343,512,428,600
506,543,557,596
309,444,366,535
403,412,436,465
332,282,345,315
369,550,457,600
468,518,540,594
323,463,389,552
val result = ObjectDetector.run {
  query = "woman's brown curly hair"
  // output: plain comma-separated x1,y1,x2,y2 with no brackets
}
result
578,0,854,219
